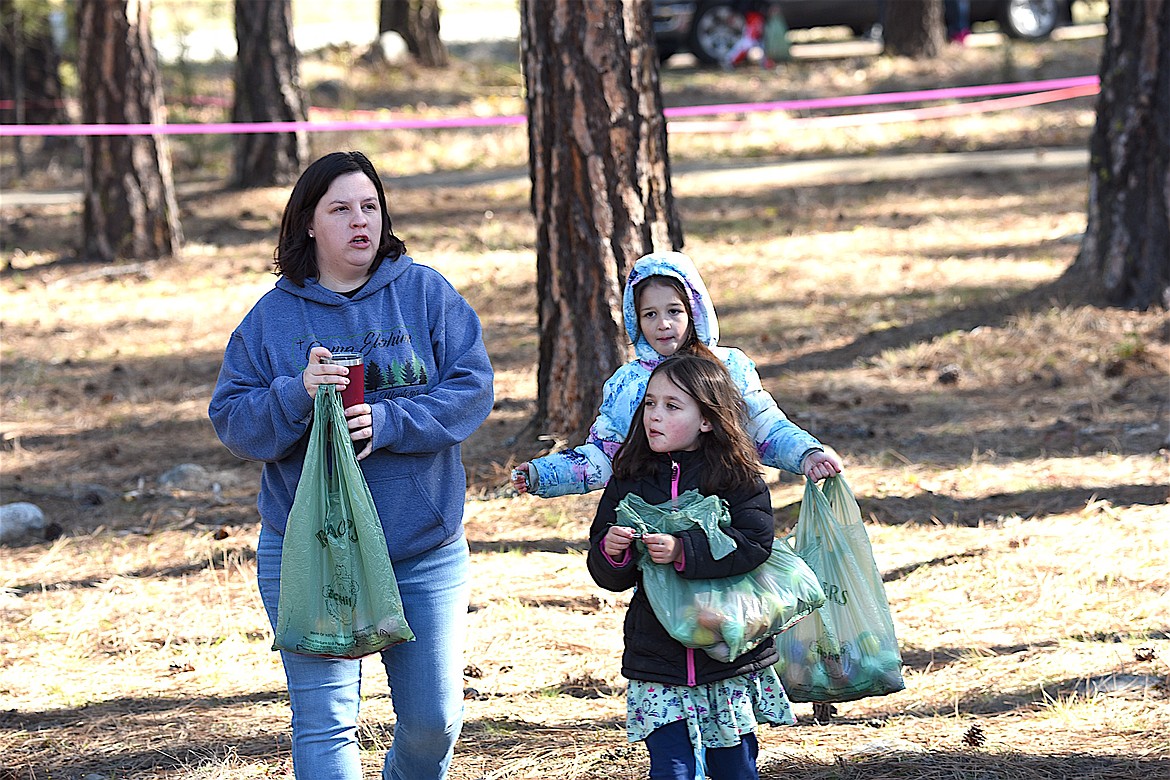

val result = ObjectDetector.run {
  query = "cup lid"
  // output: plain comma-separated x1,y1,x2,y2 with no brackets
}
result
327,352,363,366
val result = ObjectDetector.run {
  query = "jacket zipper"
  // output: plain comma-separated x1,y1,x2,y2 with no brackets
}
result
670,458,680,505
672,457,695,684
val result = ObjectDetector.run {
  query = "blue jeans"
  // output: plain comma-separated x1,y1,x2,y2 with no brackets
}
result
257,525,470,780
644,719,760,780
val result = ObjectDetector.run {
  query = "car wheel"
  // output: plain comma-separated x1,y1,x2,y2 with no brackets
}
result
998,0,1060,40
687,1,744,66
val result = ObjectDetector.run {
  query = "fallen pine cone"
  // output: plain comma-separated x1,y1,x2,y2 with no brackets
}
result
1134,645,1156,662
962,723,986,747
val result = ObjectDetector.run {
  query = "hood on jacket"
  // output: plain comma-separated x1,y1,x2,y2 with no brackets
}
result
275,253,415,305
623,251,719,362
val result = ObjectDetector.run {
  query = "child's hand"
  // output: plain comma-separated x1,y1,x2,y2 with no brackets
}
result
603,526,638,559
802,450,844,481
511,463,532,494
642,533,681,565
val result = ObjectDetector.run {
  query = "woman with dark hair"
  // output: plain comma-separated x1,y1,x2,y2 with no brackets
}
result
272,150,405,285
209,150,494,780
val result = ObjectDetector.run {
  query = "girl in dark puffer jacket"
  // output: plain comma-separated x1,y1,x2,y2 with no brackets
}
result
587,354,794,780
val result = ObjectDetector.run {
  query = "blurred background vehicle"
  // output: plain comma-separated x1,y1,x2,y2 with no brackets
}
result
652,0,1074,65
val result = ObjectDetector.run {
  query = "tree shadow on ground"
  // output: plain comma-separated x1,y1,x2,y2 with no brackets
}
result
7,544,255,596
858,483,1167,526
468,593,605,615
467,538,589,555
678,166,1085,242
758,751,1168,780
177,212,279,249
445,480,1168,564
878,669,1168,719
880,549,990,582
462,714,626,733
453,714,640,778
759,277,1088,378
465,674,626,702
899,633,1170,675
6,736,289,780
898,640,1058,672
5,691,286,729
3,691,291,778
774,482,1167,531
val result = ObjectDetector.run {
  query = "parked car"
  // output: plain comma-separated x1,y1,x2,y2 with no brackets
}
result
652,0,1072,65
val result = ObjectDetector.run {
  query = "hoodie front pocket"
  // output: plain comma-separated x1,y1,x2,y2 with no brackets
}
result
364,472,447,552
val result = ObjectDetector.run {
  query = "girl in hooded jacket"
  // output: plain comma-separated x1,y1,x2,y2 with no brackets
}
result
588,353,791,780
512,251,841,497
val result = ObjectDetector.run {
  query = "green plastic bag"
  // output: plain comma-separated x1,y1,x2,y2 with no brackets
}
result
616,490,825,663
776,476,904,702
273,385,414,658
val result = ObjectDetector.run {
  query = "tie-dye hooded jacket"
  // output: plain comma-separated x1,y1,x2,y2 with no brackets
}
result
528,251,823,498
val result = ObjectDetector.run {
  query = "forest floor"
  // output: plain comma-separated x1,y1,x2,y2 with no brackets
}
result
1,15,1168,780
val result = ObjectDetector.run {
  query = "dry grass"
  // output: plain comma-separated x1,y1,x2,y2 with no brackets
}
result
2,506,1165,779
2,18,1168,780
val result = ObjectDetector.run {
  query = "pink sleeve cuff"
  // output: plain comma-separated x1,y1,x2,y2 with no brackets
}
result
605,548,632,567
673,548,686,571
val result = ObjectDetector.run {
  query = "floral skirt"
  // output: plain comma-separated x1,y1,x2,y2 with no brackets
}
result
626,664,794,748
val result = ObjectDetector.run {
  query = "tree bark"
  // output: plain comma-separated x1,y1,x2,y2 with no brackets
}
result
1070,0,1169,310
883,0,944,58
380,0,449,68
77,0,182,263
521,0,683,440
230,0,308,188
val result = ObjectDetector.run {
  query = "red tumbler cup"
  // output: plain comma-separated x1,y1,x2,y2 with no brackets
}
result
328,352,365,409
326,352,368,452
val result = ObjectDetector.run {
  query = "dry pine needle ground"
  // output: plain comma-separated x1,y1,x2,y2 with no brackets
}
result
2,16,1168,780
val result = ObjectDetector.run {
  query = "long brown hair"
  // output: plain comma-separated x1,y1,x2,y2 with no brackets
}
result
614,354,761,494
633,276,718,363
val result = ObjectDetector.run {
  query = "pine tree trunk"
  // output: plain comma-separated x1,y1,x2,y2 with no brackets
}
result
77,0,182,263
230,0,308,188
883,0,944,58
380,0,449,68
1071,0,1169,310
521,0,683,439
